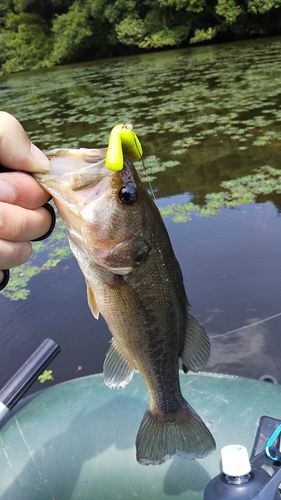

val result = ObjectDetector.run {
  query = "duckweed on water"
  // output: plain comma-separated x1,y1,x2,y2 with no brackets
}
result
2,165,281,300
1,37,281,157
160,166,281,222
1,38,281,299
38,370,54,383
2,209,71,301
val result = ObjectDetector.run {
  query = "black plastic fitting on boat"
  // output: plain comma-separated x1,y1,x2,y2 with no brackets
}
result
0,338,60,420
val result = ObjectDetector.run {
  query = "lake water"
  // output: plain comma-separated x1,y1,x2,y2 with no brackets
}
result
0,36,281,394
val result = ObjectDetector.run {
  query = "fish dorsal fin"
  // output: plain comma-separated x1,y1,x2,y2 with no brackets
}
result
86,282,100,319
181,314,211,373
107,280,143,315
103,339,135,388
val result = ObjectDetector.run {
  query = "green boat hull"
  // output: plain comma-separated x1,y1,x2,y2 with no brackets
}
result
0,372,280,500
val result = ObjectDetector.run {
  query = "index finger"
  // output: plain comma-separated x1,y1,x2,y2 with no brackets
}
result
0,111,50,173
0,171,50,208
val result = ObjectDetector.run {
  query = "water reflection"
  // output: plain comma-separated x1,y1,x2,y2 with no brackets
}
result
0,36,280,388
208,313,281,382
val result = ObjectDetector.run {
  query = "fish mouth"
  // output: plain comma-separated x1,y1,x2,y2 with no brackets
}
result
33,147,114,208
35,148,141,214
38,148,108,187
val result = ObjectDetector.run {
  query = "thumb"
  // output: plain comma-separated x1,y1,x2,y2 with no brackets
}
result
0,111,50,173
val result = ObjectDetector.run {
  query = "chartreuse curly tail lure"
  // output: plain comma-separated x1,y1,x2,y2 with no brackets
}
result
105,123,143,171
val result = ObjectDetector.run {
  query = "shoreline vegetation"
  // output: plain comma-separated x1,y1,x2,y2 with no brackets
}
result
0,0,281,75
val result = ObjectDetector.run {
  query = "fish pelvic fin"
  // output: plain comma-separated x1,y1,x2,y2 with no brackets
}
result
103,339,135,389
181,314,211,373
86,283,100,319
136,401,216,466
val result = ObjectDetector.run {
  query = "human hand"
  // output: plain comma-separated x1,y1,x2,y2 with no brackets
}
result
0,111,55,290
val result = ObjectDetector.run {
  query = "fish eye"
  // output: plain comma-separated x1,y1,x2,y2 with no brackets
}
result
118,183,138,205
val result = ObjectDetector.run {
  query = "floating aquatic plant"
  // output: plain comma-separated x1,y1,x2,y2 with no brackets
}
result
1,38,281,299
1,165,280,301
159,165,281,222
38,369,54,383
1,205,70,301
2,37,281,159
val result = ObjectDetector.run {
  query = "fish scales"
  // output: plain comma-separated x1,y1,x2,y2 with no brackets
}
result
34,150,215,465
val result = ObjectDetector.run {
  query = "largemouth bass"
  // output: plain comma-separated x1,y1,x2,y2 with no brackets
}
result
35,147,215,465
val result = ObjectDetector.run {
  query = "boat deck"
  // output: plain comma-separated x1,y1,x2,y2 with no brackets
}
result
0,372,280,499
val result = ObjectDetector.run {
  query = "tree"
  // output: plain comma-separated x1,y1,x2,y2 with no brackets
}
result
47,2,93,64
0,0,281,74
2,12,51,73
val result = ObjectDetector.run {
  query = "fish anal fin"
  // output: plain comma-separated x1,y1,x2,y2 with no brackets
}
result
107,280,143,315
86,282,100,319
103,339,135,389
181,314,211,373
136,401,216,465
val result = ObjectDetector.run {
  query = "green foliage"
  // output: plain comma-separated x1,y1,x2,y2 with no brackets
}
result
0,0,281,73
215,0,242,23
185,0,205,12
104,0,137,24
247,0,281,14
2,12,51,73
158,0,204,10
12,0,30,13
0,0,12,26
115,14,146,45
48,1,92,64
190,27,216,43
116,4,191,49
139,25,190,48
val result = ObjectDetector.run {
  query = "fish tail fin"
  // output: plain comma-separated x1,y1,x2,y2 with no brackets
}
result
136,400,215,465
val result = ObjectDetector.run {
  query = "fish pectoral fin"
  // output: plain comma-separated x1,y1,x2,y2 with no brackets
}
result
86,282,100,319
103,339,135,389
107,280,143,315
180,313,211,373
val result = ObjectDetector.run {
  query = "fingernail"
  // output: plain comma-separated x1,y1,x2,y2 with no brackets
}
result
0,179,15,202
31,143,50,172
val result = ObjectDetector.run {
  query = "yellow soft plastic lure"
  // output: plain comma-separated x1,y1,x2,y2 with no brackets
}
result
105,123,143,171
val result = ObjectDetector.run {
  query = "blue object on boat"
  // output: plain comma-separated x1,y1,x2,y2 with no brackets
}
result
265,424,281,461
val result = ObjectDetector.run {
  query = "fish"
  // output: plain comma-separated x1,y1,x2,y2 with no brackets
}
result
34,147,216,465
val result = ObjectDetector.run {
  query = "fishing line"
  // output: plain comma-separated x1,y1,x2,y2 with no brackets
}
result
141,157,156,201
126,122,156,201
210,311,281,340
